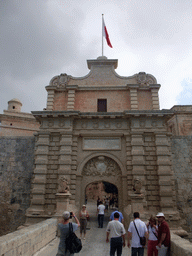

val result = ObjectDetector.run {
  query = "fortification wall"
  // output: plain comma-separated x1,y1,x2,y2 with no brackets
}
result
0,137,35,235
171,136,192,235
1,135,192,237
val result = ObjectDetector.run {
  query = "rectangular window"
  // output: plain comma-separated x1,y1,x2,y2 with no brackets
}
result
97,99,107,112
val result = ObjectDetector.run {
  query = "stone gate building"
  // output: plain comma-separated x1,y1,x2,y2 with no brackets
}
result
26,56,180,225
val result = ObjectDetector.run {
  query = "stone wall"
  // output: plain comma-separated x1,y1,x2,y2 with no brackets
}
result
0,218,57,256
0,137,35,235
171,136,192,233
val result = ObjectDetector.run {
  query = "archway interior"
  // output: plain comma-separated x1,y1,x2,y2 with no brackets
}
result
85,181,118,209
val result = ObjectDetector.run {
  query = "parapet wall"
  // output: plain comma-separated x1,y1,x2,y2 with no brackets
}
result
0,218,57,256
171,232,192,256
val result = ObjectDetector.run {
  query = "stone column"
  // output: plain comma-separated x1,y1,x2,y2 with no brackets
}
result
26,132,50,216
155,134,175,213
46,89,55,110
129,86,139,110
151,88,160,110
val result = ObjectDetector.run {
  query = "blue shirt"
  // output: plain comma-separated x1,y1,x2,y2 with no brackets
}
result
110,211,124,223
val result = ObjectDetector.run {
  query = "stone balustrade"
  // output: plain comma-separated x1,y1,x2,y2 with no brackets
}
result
0,218,57,256
171,232,192,256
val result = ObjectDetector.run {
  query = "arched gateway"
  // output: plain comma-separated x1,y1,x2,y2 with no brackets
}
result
75,154,126,210
26,56,180,226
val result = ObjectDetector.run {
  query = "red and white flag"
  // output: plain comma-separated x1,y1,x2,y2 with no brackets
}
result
102,16,113,48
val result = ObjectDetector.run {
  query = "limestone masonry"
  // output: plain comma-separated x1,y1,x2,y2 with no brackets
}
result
0,56,192,238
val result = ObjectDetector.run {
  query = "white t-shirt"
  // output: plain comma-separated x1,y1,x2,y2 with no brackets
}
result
98,204,105,214
128,219,148,248
106,220,126,238
148,225,158,241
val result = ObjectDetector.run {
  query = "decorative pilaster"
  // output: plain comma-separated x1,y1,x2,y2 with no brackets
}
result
129,87,138,110
125,135,132,203
26,132,50,216
66,85,78,111
151,88,160,110
70,136,78,203
46,89,55,110
155,134,175,212
58,133,73,207
130,133,145,216
59,133,73,173
122,175,128,208
131,134,145,183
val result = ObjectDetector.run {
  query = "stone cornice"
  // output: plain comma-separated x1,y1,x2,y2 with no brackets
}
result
31,110,174,120
45,84,161,91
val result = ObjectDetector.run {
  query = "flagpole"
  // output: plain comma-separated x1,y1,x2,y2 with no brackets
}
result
102,14,103,56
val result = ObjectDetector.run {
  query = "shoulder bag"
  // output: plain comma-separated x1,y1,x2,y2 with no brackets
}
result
65,223,82,253
133,221,146,246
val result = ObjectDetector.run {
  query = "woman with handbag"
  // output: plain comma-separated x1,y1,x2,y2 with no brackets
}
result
147,216,158,256
79,205,89,240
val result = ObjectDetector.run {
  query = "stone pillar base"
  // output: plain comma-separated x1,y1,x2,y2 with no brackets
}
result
129,193,147,221
54,192,71,217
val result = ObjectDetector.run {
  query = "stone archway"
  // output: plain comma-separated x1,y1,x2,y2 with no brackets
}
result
78,155,124,210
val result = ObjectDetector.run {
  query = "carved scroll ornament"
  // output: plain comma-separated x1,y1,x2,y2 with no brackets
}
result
82,156,121,177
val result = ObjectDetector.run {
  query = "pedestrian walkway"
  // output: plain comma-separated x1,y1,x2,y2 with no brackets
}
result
34,201,147,256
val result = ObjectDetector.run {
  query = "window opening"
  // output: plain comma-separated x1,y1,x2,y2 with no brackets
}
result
97,99,107,112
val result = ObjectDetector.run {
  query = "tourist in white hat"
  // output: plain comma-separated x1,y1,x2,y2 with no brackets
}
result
156,212,170,256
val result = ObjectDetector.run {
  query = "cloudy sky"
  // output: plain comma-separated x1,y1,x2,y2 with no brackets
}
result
1,0,192,114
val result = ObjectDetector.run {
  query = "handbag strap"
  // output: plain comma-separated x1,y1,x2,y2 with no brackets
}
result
133,221,141,239
148,225,158,238
69,222,73,233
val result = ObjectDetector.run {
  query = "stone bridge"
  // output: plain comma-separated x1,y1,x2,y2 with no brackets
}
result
0,210,192,256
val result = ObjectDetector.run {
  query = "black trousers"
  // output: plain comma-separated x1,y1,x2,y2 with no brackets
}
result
110,237,123,256
98,214,104,228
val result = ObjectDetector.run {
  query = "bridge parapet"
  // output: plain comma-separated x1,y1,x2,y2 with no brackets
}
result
0,218,57,256
171,232,192,256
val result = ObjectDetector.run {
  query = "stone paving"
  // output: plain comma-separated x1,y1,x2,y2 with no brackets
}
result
34,201,147,256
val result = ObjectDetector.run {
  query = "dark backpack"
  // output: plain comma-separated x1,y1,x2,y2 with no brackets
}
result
65,223,82,253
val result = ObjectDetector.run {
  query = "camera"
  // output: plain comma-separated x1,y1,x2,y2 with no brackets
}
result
70,212,73,219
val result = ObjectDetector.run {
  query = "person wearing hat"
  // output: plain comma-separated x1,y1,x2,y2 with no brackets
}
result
156,212,170,256
79,205,89,240
56,211,80,256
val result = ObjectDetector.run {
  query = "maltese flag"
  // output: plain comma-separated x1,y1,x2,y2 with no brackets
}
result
102,16,113,48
